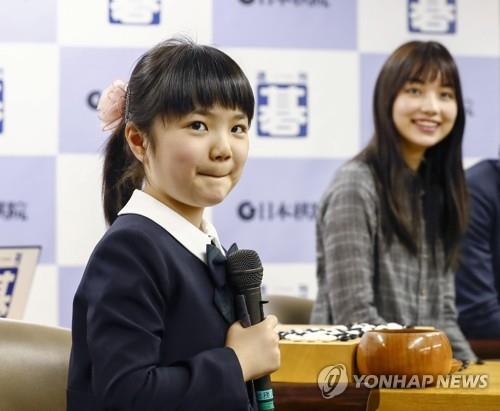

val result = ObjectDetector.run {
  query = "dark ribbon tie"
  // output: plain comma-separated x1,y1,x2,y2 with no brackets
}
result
206,242,238,324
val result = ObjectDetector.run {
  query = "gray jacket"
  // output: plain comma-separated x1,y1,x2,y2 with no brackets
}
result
311,160,476,361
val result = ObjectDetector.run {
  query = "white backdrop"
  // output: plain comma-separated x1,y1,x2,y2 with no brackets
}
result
0,0,498,327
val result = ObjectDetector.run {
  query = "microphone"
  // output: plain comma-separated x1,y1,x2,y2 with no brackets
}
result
226,249,275,411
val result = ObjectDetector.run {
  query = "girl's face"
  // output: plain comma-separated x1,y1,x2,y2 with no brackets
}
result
142,105,249,226
392,75,458,169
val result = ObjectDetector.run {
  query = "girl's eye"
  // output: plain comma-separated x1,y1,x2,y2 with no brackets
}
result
190,121,207,131
232,124,247,134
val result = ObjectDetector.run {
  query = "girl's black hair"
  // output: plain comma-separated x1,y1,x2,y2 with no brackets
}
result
102,38,255,225
357,40,467,268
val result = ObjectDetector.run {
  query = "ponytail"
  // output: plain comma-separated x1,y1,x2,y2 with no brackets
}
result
102,122,144,225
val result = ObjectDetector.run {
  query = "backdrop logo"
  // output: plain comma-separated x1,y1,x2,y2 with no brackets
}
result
239,0,330,7
0,69,4,135
298,284,309,298
0,267,18,317
464,97,474,117
109,0,161,25
87,90,101,110
237,200,316,222
408,0,457,34
257,72,308,138
317,364,349,399
0,201,28,221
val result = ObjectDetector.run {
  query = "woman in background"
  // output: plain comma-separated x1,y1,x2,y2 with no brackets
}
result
311,40,476,362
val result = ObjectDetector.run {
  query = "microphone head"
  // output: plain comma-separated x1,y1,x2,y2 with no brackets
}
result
226,249,263,292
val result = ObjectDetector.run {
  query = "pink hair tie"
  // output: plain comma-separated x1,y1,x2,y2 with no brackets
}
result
97,80,128,132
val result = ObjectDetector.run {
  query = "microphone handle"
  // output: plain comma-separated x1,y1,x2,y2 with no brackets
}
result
240,287,264,325
236,287,275,411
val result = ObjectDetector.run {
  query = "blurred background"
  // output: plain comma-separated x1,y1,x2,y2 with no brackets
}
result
0,0,498,328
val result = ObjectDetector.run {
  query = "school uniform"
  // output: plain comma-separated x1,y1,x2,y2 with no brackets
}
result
67,190,255,410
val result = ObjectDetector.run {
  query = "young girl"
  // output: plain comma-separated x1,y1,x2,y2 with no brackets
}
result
311,41,476,362
67,38,280,410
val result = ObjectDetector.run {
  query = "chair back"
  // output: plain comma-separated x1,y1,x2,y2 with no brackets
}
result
0,318,71,411
264,294,314,324
468,339,500,359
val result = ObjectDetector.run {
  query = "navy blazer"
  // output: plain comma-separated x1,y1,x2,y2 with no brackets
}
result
67,214,254,410
456,159,500,338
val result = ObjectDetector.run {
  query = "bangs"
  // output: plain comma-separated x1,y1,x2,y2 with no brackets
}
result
399,42,459,89
407,59,457,88
152,45,255,122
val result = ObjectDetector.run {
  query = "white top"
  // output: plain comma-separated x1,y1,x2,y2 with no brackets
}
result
118,189,224,264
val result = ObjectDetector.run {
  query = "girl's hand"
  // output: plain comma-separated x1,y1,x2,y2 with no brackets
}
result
225,315,281,381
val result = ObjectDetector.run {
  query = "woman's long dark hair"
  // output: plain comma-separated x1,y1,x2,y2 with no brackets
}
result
357,41,467,268
102,38,255,225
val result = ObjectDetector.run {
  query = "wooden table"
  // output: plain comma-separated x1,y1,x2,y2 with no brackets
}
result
274,360,500,411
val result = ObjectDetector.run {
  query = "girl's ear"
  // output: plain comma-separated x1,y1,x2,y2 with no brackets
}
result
125,122,148,163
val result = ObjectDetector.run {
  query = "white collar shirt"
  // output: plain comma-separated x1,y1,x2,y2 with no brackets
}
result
118,189,224,264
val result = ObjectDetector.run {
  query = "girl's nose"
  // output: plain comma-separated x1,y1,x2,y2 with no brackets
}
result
210,132,232,161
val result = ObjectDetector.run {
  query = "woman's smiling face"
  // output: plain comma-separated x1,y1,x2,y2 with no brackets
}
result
392,75,458,169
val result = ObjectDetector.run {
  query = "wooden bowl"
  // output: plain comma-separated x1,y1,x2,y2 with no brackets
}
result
356,328,452,385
